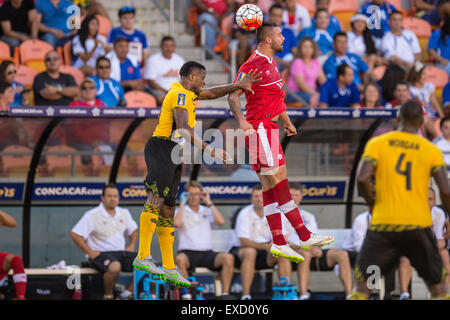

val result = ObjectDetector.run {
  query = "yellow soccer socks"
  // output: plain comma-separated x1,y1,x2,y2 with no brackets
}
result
137,204,159,261
156,216,176,270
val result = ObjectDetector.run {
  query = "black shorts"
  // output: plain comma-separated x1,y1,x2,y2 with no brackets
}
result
88,251,137,273
346,250,358,268
177,250,221,272
229,246,272,270
144,137,182,207
356,228,445,286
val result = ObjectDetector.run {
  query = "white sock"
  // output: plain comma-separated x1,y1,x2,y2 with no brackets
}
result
299,292,311,300
120,290,131,298
241,295,251,300
222,292,229,295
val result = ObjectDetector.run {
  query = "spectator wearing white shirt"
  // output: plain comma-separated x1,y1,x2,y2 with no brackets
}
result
286,183,353,300
229,184,291,300
381,11,422,72
70,183,138,300
174,181,234,298
282,0,311,37
433,117,450,170
398,188,450,300
143,36,185,106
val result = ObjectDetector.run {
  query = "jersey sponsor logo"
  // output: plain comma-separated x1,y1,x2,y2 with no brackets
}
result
177,93,186,106
237,72,247,81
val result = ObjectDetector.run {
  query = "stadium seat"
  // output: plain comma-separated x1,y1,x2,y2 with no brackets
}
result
329,0,358,31
402,17,432,62
96,14,112,38
44,145,83,177
91,146,129,177
63,40,73,66
15,65,37,89
0,145,32,177
124,91,157,108
296,0,316,13
19,39,54,73
373,65,387,81
0,40,12,63
425,65,448,89
214,14,233,62
59,65,84,86
187,7,201,47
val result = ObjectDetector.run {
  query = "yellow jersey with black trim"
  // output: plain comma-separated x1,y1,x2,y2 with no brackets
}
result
152,82,198,140
361,131,446,228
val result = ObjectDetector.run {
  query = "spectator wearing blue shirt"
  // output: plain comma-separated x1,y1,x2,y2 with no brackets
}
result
428,18,450,76
319,64,361,108
312,0,342,35
268,4,297,70
323,32,372,90
358,0,397,50
36,0,76,48
89,56,126,107
298,9,337,62
0,60,26,106
443,82,450,109
415,0,450,27
107,6,149,66
106,36,144,93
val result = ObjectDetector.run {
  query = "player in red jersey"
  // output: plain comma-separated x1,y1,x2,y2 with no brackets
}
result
228,22,334,263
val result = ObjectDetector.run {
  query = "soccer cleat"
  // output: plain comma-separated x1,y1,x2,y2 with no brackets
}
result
133,257,164,277
270,244,305,263
160,266,191,287
347,291,369,300
298,233,335,250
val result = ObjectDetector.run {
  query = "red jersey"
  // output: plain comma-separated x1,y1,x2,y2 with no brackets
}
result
234,50,285,125
69,99,106,107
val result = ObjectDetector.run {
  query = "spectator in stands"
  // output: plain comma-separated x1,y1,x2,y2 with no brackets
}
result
286,36,326,106
323,32,371,90
444,82,450,109
428,17,450,76
313,0,341,35
174,181,234,299
72,14,111,77
0,60,25,106
193,0,234,57
89,56,126,107
385,81,412,109
72,0,110,20
0,82,14,111
36,0,77,49
286,183,353,300
433,117,450,169
229,184,291,300
0,210,26,300
415,0,450,27
71,183,138,300
359,82,382,109
347,14,382,70
297,9,337,62
281,0,311,37
268,3,297,70
107,6,149,66
32,50,79,106
319,64,360,108
381,11,422,72
69,78,105,107
232,0,258,68
0,0,39,56
358,0,397,50
397,188,449,300
106,36,144,92
143,36,185,106
407,62,445,119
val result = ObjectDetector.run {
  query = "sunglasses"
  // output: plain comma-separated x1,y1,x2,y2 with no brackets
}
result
81,86,96,90
120,6,135,13
7,70,16,75
97,65,110,70
45,57,59,62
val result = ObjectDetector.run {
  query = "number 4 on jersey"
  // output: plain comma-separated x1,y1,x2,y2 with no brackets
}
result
395,153,412,190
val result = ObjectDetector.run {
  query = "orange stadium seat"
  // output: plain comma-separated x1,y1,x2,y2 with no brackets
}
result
329,0,358,31
403,17,432,62
0,40,12,63
59,65,84,86
96,14,112,38
44,145,83,177
296,0,316,13
63,40,73,66
15,65,37,89
214,14,234,62
91,146,129,177
19,39,54,73
0,145,32,177
125,91,157,108
425,66,448,89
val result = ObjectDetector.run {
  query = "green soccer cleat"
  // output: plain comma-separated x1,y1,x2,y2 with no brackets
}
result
133,257,164,278
160,266,191,287
270,244,305,263
298,233,335,250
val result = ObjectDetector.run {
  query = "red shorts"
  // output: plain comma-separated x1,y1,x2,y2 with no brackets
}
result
245,120,286,173
0,252,10,280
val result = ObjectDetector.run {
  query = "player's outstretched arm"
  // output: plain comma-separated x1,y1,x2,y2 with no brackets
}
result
198,69,262,100
432,167,450,214
357,161,376,212
228,89,255,135
279,111,297,136
0,210,17,228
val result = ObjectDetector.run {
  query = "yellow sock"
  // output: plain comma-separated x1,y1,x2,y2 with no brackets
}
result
137,204,159,260
156,216,176,270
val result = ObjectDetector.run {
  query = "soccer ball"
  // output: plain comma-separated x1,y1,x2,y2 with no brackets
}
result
236,4,263,31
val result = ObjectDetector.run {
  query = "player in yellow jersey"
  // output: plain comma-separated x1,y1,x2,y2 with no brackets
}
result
349,101,450,300
133,61,261,287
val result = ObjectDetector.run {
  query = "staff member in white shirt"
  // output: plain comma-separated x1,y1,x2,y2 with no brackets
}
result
380,10,421,71
143,36,185,105
71,183,138,300
174,181,234,298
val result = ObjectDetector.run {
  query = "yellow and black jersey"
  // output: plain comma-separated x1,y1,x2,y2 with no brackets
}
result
361,131,446,228
152,82,198,141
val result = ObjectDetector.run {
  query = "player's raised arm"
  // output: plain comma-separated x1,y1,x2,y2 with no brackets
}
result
0,210,18,228
432,167,450,215
227,88,255,135
198,69,261,100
